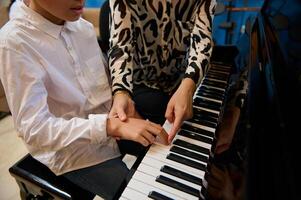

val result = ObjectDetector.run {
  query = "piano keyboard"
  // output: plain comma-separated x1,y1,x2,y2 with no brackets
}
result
120,62,232,200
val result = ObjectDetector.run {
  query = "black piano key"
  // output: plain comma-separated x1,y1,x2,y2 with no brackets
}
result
193,97,221,111
197,86,225,97
205,77,228,84
178,130,213,144
198,86,225,97
200,186,208,200
199,85,225,96
193,107,219,119
161,165,203,186
148,191,173,200
195,96,222,106
204,76,228,84
209,66,231,75
173,139,210,155
205,73,227,81
181,123,214,138
207,72,229,80
156,175,200,197
170,145,208,163
203,79,228,89
208,68,231,75
167,153,206,171
210,65,232,73
187,117,217,128
193,108,219,123
196,90,224,101
192,112,218,124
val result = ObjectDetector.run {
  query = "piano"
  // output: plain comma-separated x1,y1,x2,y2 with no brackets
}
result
119,0,301,199
119,60,234,200
245,0,300,199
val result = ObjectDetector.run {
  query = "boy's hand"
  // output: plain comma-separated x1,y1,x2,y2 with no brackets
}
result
109,91,136,121
107,118,168,146
165,78,195,143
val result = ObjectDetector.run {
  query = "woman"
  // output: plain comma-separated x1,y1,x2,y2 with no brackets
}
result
108,0,217,144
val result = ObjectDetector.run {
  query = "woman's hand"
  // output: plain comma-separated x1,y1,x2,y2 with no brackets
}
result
165,78,196,143
109,91,137,121
107,117,169,146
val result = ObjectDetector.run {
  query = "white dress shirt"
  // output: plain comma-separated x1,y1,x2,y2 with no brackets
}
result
9,0,23,20
0,2,120,175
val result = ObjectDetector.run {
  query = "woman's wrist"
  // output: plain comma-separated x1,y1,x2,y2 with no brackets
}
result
113,90,131,99
181,78,196,95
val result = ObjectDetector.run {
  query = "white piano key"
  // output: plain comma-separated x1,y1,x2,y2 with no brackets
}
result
162,120,173,133
127,179,185,200
121,187,151,200
137,163,202,191
131,171,199,200
119,197,129,200
143,151,205,177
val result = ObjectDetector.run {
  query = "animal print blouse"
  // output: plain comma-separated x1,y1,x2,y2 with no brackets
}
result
109,0,216,95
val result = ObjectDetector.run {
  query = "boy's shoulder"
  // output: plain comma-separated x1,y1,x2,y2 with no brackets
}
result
65,17,96,39
0,20,21,47
68,17,95,33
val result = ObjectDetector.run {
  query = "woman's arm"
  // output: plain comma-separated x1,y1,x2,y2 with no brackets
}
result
108,0,135,95
185,0,216,86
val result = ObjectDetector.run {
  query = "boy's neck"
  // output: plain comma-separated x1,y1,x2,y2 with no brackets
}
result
29,2,65,25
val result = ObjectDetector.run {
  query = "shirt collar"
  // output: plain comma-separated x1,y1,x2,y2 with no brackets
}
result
17,2,78,39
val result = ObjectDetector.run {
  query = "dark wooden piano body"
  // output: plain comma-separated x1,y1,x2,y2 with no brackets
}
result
245,0,300,199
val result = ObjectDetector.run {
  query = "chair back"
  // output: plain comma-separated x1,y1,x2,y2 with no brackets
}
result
99,0,110,54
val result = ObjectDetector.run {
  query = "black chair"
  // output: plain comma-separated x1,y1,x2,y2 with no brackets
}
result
9,154,94,200
98,0,110,54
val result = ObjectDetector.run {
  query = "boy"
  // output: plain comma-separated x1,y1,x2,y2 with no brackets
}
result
0,0,167,199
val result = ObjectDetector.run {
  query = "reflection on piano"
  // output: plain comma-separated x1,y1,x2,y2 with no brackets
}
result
119,62,233,200
245,0,300,199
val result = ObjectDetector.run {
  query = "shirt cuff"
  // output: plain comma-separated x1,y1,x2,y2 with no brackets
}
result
88,114,109,144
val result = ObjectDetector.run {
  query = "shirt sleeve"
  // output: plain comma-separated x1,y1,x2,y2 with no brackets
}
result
108,0,134,95
185,0,216,86
0,47,109,152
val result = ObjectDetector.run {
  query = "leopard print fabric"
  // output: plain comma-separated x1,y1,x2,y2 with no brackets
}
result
109,0,216,94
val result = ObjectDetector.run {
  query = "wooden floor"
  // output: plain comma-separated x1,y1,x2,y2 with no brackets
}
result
0,115,27,200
